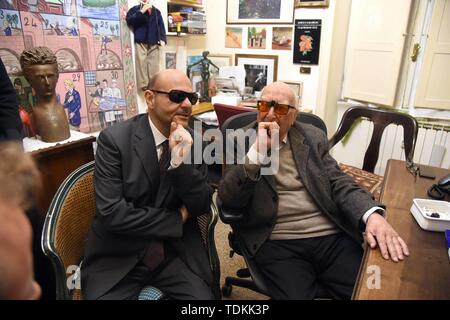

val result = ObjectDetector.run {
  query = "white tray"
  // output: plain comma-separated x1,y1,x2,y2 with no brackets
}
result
410,198,450,232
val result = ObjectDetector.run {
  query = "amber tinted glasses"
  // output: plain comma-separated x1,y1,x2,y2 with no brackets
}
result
256,100,296,116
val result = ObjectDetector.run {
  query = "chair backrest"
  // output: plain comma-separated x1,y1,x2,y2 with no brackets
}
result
213,103,255,129
41,161,96,300
221,111,327,134
41,160,222,300
328,106,418,173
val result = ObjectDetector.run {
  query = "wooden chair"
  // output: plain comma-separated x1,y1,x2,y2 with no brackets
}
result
42,161,221,299
328,106,418,200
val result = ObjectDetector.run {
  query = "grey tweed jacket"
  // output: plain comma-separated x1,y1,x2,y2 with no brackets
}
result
218,121,383,257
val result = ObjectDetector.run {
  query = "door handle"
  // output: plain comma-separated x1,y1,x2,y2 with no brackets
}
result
411,43,421,62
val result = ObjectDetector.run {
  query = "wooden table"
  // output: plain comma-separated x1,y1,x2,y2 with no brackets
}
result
30,136,96,217
192,102,214,116
353,159,450,299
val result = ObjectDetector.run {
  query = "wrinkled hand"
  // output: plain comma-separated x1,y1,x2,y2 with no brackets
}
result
179,205,190,224
169,122,193,166
365,214,409,262
255,121,279,153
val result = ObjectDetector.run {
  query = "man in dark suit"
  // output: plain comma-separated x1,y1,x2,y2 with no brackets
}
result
81,69,214,300
218,82,409,300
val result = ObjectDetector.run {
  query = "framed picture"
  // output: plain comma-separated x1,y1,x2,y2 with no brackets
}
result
225,27,243,48
248,27,267,49
295,0,329,8
178,0,203,6
281,80,303,105
235,54,278,93
227,0,295,24
208,54,233,77
164,51,177,69
272,27,293,50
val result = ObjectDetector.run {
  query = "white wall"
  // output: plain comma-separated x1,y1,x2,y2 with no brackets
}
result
130,0,337,116
203,1,336,112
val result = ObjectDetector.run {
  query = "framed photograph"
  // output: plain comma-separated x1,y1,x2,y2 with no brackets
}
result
281,80,303,105
227,0,295,25
164,51,177,69
235,54,278,93
225,27,243,48
272,27,293,50
295,0,329,8
208,54,233,77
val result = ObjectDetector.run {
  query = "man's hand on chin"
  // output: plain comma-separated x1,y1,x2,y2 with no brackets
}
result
365,213,410,263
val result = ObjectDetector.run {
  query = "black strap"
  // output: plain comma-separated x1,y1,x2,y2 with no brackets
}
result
427,184,445,200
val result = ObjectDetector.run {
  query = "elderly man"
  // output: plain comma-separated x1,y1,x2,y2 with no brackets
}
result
81,69,214,300
218,82,409,300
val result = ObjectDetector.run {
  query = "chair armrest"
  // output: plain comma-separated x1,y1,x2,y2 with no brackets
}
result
217,197,245,224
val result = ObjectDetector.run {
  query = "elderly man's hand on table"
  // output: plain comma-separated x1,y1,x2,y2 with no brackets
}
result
365,213,410,262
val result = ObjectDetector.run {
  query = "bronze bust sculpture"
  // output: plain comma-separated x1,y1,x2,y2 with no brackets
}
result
20,47,70,142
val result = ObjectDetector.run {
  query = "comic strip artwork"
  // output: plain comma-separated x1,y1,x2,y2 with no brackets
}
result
0,0,137,134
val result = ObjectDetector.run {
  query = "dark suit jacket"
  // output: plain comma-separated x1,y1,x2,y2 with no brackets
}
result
0,58,22,141
218,121,383,257
81,114,213,299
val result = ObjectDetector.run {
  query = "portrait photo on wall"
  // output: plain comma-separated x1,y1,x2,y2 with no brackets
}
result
235,54,278,94
293,19,322,65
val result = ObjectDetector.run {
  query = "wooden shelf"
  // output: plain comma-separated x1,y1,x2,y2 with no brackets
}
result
168,0,204,9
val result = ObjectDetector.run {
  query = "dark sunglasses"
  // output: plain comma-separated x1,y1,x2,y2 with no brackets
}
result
257,100,296,116
150,89,198,105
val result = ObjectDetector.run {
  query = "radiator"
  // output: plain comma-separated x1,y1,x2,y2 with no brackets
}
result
330,119,450,176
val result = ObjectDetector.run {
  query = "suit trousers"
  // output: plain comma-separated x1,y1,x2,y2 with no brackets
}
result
135,43,160,91
254,233,363,300
97,255,214,300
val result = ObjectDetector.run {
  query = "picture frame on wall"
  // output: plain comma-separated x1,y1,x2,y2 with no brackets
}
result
235,54,278,94
295,0,330,8
227,0,295,24
281,80,303,106
164,51,177,69
208,54,233,77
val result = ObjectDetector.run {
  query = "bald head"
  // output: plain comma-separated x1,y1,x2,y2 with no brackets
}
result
261,82,297,108
147,69,191,91
144,69,194,135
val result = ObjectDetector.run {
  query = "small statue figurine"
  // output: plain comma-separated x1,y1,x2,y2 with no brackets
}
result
187,51,219,102
20,46,70,142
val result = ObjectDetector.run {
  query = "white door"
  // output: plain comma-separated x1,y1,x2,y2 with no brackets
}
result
343,0,412,106
415,0,450,110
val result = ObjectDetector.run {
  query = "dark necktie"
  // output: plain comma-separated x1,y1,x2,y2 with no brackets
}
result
142,140,170,271
159,140,170,176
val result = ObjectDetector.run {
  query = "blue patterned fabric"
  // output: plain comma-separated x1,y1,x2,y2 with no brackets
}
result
138,286,164,300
